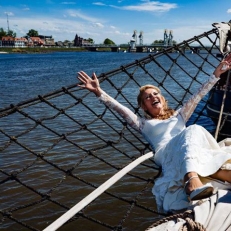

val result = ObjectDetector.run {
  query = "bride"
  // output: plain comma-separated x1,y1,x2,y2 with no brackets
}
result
77,55,231,212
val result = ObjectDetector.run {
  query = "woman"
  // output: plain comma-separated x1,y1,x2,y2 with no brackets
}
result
77,57,231,212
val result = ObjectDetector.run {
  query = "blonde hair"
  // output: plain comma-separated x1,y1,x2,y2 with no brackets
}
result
137,85,175,120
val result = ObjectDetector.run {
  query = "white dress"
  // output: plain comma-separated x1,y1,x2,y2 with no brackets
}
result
99,74,231,212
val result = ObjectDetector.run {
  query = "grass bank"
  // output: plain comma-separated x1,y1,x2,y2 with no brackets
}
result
0,46,127,53
0,47,90,53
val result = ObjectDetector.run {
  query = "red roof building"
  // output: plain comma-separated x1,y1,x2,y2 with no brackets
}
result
29,37,44,46
1,36,29,47
1,36,15,47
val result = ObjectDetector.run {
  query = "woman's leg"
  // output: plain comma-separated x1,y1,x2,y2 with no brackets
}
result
184,171,214,200
184,169,231,193
210,169,231,183
184,172,203,194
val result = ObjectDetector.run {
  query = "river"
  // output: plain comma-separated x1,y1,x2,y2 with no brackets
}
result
0,52,152,108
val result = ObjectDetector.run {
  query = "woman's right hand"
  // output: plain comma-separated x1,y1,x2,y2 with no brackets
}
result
77,71,102,97
224,52,231,63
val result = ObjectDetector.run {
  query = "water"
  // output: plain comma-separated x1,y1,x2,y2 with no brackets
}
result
0,52,149,109
0,51,217,230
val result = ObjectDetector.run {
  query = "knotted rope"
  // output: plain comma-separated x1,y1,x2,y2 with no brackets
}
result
146,210,206,231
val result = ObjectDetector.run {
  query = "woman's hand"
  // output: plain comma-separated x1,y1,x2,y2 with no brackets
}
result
213,53,231,78
77,71,102,97
224,52,231,63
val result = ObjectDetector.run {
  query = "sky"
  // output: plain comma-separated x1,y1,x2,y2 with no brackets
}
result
0,0,231,45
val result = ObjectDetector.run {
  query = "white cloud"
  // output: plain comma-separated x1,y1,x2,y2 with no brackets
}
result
23,8,30,11
0,15,108,42
227,9,231,13
0,3,219,45
93,2,106,6
61,2,76,4
4,11,14,16
111,1,177,12
66,10,101,22
92,22,104,28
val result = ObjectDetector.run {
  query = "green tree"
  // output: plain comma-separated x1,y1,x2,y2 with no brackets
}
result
152,39,177,45
151,40,164,45
103,38,115,45
27,29,39,37
88,38,94,43
0,28,7,39
172,40,177,45
7,29,16,38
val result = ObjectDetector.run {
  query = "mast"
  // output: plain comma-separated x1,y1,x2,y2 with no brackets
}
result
6,13,10,33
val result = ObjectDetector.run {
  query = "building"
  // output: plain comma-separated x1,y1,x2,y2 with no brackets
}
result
74,34,93,46
38,35,55,46
1,36,28,47
1,36,44,47
1,36,29,47
1,36,15,47
14,37,28,47
29,37,44,46
56,41,64,47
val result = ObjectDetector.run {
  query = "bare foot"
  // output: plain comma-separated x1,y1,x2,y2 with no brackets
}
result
184,172,203,195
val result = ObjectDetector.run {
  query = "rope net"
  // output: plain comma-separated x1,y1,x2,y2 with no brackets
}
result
0,27,229,230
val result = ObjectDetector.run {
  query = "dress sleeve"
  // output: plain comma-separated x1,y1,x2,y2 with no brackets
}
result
98,90,143,132
180,74,219,122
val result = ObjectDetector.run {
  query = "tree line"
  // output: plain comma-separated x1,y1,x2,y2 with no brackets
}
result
0,28,116,45
0,27,177,45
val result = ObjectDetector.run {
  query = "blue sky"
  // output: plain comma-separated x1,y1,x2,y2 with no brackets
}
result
0,0,231,45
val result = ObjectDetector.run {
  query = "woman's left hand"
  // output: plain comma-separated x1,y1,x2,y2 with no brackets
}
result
213,54,231,78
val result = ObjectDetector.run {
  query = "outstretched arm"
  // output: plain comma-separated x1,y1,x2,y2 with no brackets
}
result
77,71,143,132
180,59,231,122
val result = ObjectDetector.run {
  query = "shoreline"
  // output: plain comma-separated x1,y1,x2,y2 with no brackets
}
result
0,47,89,54
0,47,127,54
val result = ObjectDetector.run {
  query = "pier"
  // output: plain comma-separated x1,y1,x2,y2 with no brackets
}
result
84,44,218,53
